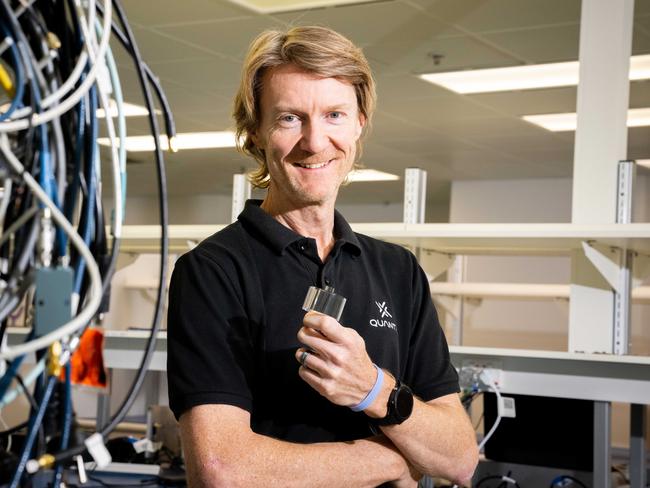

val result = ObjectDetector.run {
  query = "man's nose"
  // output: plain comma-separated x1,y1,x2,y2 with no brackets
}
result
299,120,329,154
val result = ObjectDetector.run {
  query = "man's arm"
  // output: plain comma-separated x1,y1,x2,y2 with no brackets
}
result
296,312,478,485
373,391,478,485
180,403,418,488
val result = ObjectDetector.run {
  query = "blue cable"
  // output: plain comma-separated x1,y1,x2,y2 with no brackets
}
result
0,24,25,122
9,375,57,488
0,355,24,400
73,85,97,295
59,96,86,257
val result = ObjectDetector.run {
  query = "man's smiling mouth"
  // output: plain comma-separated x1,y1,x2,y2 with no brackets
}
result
293,159,333,169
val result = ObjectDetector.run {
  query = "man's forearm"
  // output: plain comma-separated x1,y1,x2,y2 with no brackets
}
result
379,397,478,485
182,416,408,488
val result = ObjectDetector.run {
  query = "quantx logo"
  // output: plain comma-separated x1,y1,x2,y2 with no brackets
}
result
369,301,397,331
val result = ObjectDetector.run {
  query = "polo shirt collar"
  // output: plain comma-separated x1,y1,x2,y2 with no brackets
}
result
239,199,361,256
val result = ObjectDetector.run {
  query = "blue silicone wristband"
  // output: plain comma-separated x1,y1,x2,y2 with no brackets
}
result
350,364,384,412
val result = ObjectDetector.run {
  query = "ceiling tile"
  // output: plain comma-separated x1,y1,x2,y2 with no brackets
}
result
628,127,650,158
467,87,577,116
630,81,650,107
273,0,450,46
410,0,581,34
111,26,216,65
479,24,579,64
123,0,251,27
155,16,287,60
379,93,501,127
375,73,454,101
366,34,520,74
632,24,650,53
148,57,243,96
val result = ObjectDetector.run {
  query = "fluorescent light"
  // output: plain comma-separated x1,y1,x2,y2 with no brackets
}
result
636,159,650,169
522,108,650,132
347,169,399,182
97,131,237,152
96,100,158,118
228,0,374,14
419,54,650,94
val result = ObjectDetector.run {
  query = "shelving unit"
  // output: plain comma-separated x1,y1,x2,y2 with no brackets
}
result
118,222,650,255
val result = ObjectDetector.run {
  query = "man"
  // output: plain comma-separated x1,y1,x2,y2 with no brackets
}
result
167,26,478,487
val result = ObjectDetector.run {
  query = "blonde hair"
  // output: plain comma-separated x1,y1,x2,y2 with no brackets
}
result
233,26,376,188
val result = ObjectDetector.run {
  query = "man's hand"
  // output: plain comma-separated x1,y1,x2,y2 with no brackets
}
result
295,311,377,408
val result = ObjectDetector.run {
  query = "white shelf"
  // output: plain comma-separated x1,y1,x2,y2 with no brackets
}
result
450,345,650,403
429,282,650,301
353,222,650,255
116,222,650,255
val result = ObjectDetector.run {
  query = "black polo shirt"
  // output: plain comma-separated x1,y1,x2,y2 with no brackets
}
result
167,200,458,443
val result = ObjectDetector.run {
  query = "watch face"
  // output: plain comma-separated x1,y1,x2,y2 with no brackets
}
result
395,386,414,419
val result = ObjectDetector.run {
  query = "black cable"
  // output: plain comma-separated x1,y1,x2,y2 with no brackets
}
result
93,0,177,304
94,1,176,142
0,420,29,437
98,0,168,437
49,0,169,465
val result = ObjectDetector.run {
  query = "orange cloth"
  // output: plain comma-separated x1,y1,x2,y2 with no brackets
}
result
62,328,107,388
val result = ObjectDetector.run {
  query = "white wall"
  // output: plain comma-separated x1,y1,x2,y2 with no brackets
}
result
449,178,573,349
124,194,233,225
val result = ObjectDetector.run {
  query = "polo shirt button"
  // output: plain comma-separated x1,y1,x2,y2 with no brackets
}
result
324,278,331,285
300,244,306,251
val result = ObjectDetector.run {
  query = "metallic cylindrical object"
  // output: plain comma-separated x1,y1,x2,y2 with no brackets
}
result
302,285,346,322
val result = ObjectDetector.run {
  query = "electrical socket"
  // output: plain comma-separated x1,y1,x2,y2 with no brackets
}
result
460,359,503,391
480,368,502,389
500,396,516,418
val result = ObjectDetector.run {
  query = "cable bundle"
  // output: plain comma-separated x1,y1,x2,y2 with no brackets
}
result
0,0,172,485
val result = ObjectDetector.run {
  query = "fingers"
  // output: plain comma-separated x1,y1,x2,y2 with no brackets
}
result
297,325,333,356
303,311,345,342
295,347,329,377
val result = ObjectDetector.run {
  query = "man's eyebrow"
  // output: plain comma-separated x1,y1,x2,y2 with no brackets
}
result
271,103,355,114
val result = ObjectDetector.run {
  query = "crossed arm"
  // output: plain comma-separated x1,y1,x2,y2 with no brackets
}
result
180,312,478,487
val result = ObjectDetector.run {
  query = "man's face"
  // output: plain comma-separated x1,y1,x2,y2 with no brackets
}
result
253,64,365,208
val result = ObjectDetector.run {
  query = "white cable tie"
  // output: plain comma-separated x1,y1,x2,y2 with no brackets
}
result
84,433,111,468
25,459,39,474
76,455,88,484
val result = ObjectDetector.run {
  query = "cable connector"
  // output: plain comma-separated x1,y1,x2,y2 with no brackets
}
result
38,208,55,267
168,135,178,153
479,368,501,390
26,453,55,474
47,341,63,377
46,32,61,49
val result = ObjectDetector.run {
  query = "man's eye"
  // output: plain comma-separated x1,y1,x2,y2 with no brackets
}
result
281,115,298,123
329,111,343,119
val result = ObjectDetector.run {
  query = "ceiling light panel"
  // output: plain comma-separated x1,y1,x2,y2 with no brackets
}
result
522,108,650,132
95,100,154,118
228,0,375,14
97,131,237,152
636,159,650,169
419,54,650,94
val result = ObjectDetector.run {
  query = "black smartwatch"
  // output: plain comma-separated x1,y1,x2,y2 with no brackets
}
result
374,380,414,426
